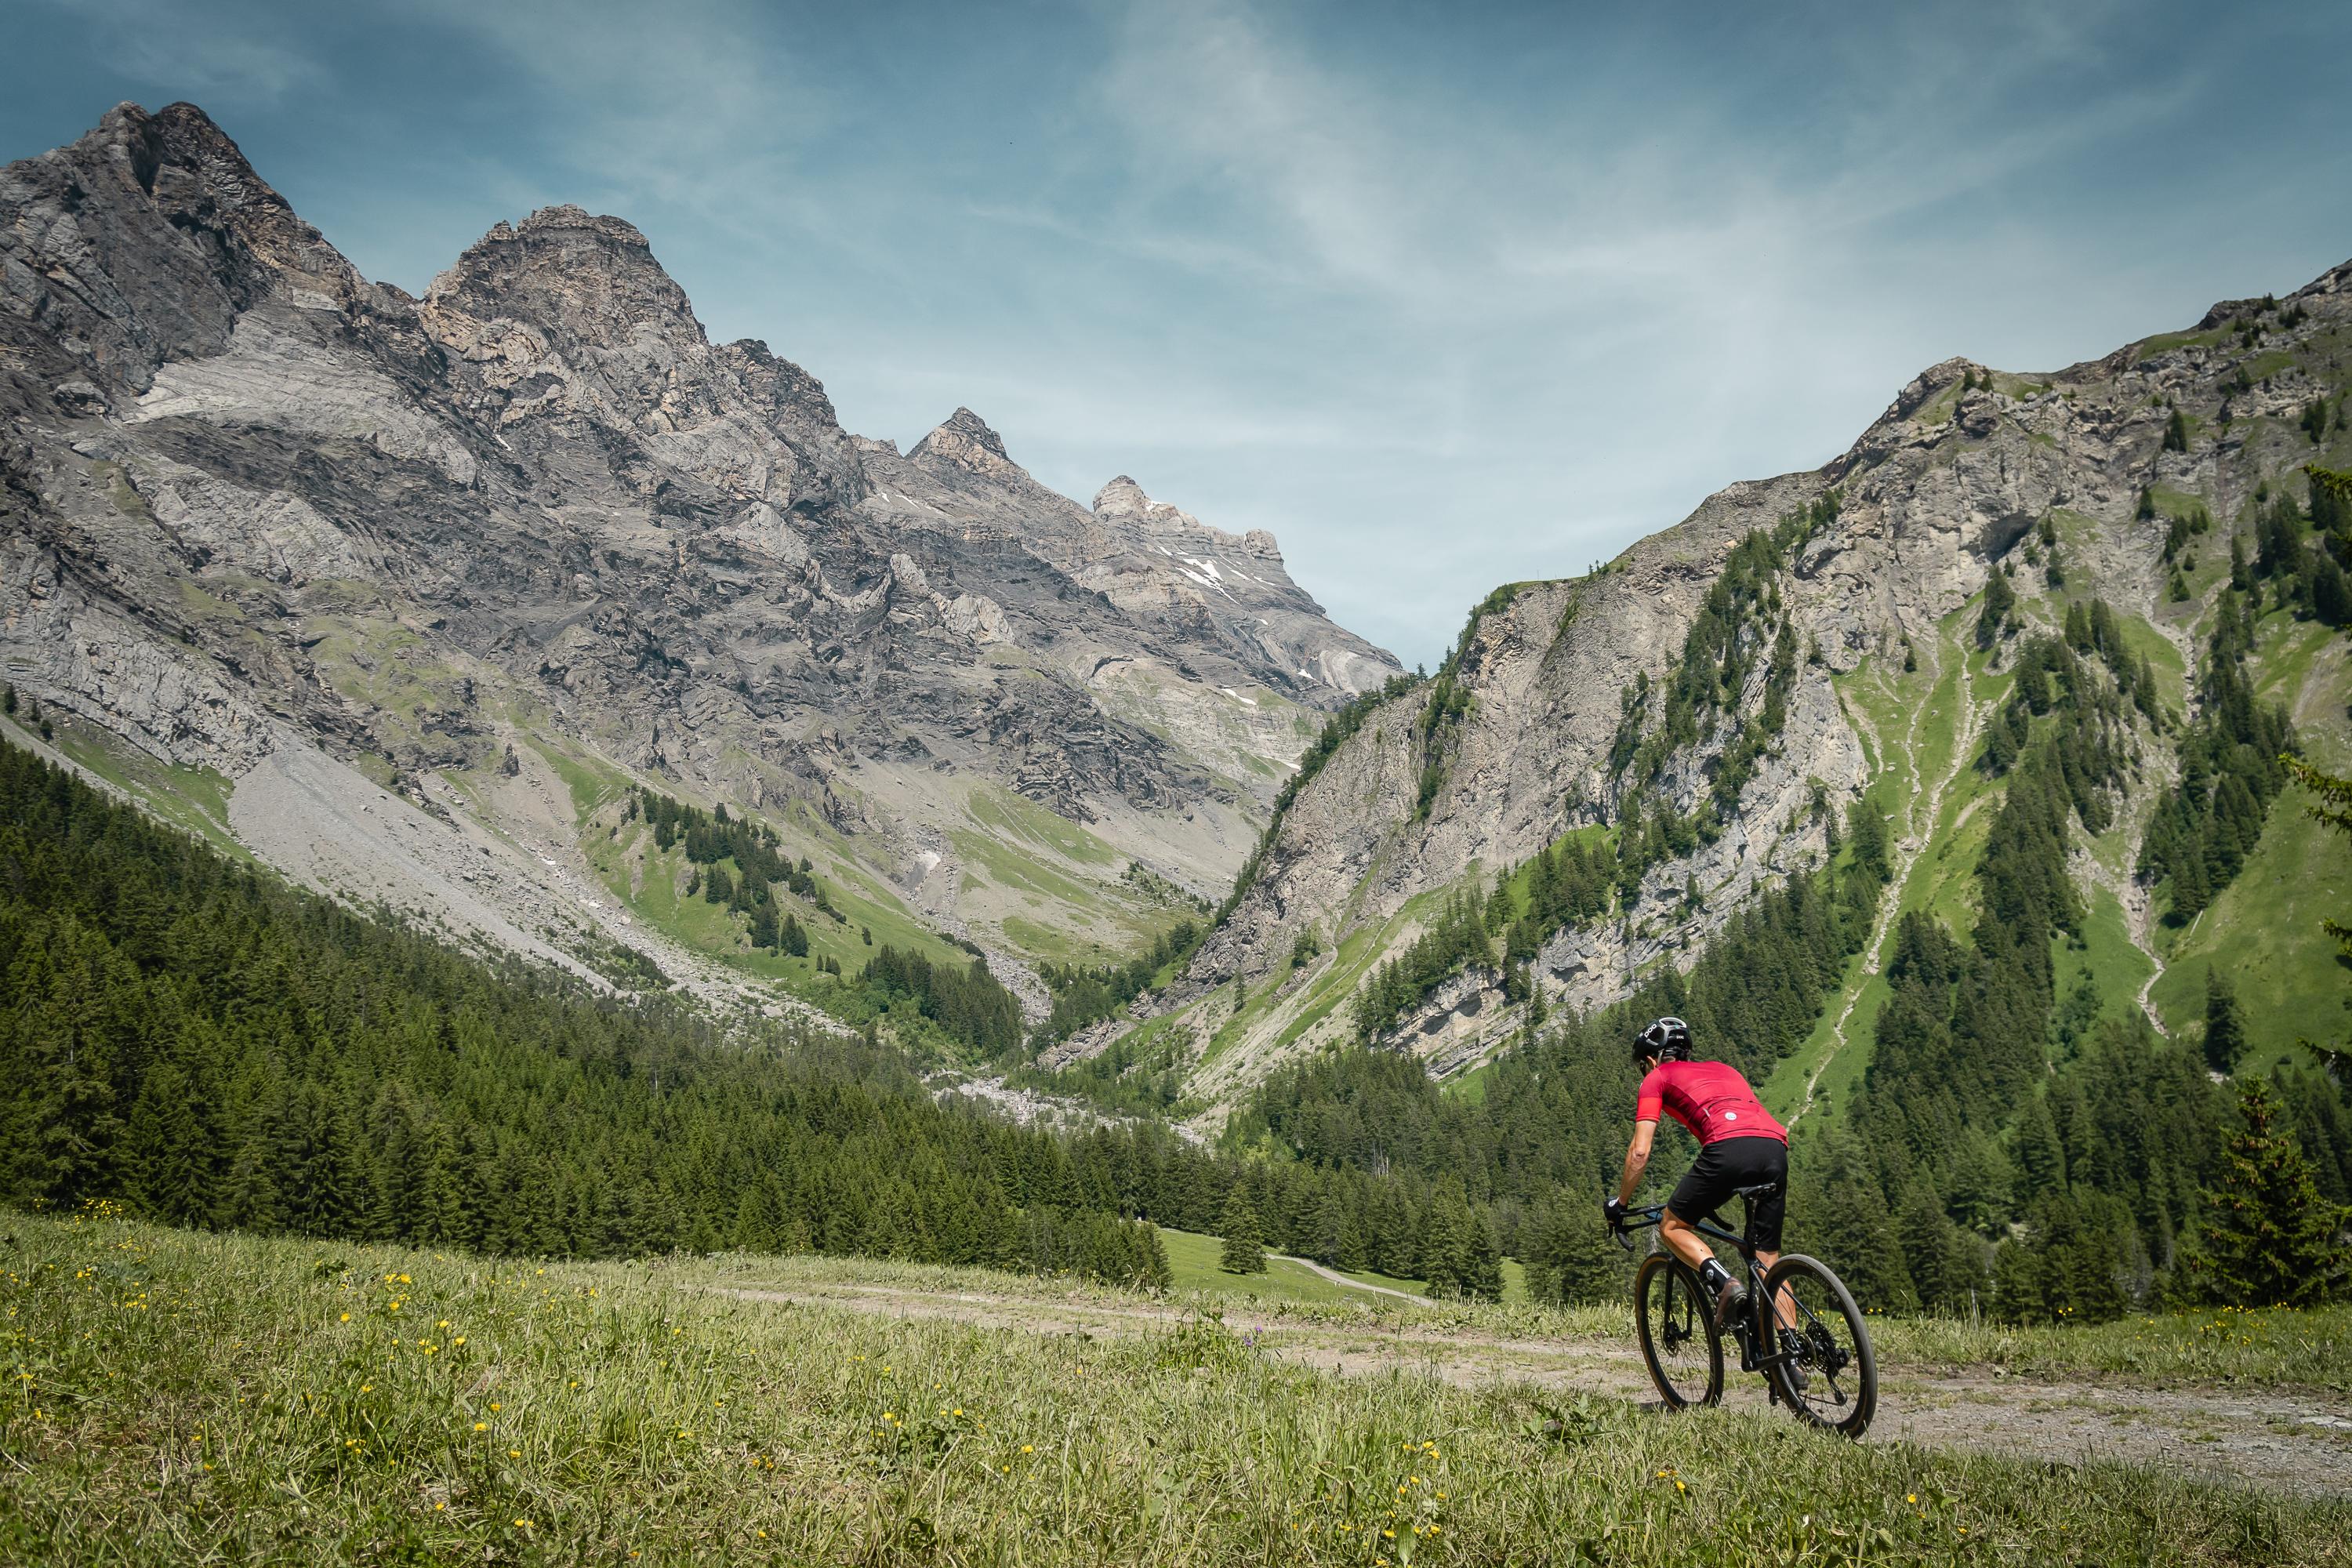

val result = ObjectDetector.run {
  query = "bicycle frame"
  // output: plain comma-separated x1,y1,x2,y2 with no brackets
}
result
1615,1202,1800,1380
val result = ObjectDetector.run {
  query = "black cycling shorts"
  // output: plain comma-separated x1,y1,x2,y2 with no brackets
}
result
1667,1134,1788,1251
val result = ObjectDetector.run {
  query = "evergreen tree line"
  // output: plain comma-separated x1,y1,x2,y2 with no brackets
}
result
0,742,1188,1283
1818,588,2352,1321
2248,468,2352,630
0,738,1580,1297
1033,917,1203,1047
859,946,1025,1057
1207,1161,1508,1298
629,786,837,956
1240,811,1889,1304
2139,591,2299,925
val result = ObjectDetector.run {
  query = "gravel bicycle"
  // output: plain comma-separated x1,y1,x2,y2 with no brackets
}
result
1613,1182,1876,1439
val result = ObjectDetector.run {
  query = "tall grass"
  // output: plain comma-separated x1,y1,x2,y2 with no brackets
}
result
4,1210,2345,1564
683,1250,2352,1392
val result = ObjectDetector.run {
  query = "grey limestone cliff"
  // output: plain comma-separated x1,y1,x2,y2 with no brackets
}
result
1149,257,2352,1116
0,101,1401,985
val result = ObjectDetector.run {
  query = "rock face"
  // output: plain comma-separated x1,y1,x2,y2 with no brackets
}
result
0,102,1400,977
1156,256,2352,1120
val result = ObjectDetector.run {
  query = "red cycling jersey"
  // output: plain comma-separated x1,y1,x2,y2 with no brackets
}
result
1635,1058,1787,1146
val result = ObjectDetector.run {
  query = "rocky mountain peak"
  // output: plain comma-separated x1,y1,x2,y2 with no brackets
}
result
909,407,1025,481
0,100,1407,1007
426,203,700,355
1,100,362,396
1092,475,1281,562
1091,474,1165,519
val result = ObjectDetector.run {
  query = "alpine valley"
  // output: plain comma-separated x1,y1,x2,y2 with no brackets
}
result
0,102,1398,1023
6,101,2352,1320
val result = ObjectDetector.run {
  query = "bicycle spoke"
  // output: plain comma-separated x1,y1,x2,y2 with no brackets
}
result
1635,1255,1721,1409
1762,1259,1875,1437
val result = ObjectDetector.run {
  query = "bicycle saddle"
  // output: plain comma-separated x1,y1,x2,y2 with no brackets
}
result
1733,1181,1781,1200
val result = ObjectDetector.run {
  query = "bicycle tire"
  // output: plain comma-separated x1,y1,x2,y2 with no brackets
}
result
1634,1252,1722,1410
1760,1254,1876,1439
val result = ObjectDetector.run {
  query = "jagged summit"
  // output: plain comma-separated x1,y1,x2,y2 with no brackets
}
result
0,99,1402,996
1,100,363,398
941,407,1008,457
426,202,702,350
909,406,1025,480
1091,474,1172,518
1091,475,1281,561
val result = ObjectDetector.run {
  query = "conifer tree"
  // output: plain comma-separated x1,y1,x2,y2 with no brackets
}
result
1802,1134,1919,1312
1138,1221,1173,1291
1990,1236,2040,1323
2190,1079,2352,1306
1218,1185,1267,1274
2202,971,2246,1074
126,1058,212,1227
1458,1210,1504,1301
1419,1196,1468,1296
1976,569,2016,650
2013,1093,2067,1196
1529,1189,1626,1305
1308,1182,1351,1268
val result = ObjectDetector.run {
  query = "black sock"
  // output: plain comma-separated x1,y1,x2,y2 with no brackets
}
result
1697,1259,1733,1293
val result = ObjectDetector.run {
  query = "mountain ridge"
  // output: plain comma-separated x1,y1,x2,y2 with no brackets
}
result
0,100,1399,1013
1066,251,2352,1126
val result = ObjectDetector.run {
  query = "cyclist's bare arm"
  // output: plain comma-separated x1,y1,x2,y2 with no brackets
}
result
1623,1119,1722,1276
1617,1119,1657,1205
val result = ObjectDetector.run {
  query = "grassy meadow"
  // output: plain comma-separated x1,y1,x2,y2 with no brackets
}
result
6,1210,2351,1565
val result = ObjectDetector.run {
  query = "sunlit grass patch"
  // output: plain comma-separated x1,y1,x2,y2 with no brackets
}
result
5,1213,2350,1564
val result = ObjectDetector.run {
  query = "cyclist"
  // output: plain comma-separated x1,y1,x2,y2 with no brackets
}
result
1602,1016,1791,1334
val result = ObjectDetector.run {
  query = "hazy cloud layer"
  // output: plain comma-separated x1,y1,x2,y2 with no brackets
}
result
10,0,2350,666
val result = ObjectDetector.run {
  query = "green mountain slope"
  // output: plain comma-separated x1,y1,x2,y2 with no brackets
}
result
1045,258,2352,1142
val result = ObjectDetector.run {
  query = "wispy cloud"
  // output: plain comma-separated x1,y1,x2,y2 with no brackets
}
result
44,0,325,102
9,0,2344,666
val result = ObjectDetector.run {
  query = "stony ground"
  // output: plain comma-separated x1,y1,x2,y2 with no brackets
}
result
710,1269,2352,1497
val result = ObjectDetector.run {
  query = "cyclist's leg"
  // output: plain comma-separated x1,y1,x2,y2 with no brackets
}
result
1755,1248,1796,1330
1750,1144,1795,1330
1657,1209,1719,1274
1662,1145,1733,1276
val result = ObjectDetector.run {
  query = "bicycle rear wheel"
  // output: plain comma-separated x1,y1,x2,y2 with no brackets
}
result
1760,1254,1876,1439
1635,1252,1722,1410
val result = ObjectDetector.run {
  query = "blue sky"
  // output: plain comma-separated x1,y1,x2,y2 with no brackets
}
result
8,1,2350,669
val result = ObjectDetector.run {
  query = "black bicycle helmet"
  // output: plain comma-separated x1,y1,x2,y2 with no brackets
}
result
1633,1015,1693,1063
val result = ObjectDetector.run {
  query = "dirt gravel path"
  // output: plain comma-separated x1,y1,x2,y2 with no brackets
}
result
1276,1256,1436,1305
715,1279,2352,1496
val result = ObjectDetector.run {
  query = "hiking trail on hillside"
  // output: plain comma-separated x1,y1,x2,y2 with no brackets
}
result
710,1272,2352,1497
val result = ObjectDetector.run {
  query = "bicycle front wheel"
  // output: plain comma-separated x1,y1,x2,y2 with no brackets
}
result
1761,1254,1877,1439
1635,1252,1722,1410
